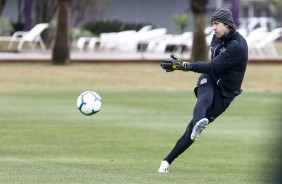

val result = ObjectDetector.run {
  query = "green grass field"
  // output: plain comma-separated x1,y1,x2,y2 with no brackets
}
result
0,63,281,184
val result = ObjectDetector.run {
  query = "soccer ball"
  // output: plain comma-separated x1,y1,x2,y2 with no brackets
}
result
77,91,102,115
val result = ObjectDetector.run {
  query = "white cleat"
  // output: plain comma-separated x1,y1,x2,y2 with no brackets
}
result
158,160,169,173
191,118,209,141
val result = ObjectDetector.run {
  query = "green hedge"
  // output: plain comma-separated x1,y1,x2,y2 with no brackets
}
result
82,19,154,35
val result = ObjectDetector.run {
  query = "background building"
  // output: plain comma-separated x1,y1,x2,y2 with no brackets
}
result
1,0,281,34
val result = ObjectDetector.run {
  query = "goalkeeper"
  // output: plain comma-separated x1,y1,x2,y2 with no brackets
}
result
158,8,248,173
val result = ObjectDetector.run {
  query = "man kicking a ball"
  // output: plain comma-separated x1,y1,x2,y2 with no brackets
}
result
158,8,248,173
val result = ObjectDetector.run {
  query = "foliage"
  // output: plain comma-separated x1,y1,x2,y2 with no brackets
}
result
34,0,57,24
173,13,189,34
269,0,282,26
0,17,14,35
71,27,95,39
83,19,153,35
46,20,95,41
70,0,112,27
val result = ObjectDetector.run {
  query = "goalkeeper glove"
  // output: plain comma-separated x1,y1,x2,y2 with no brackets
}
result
160,54,190,72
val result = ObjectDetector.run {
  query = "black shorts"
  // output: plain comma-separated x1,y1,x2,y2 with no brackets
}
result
194,74,233,123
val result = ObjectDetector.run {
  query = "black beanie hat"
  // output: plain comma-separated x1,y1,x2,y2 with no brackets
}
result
211,8,234,27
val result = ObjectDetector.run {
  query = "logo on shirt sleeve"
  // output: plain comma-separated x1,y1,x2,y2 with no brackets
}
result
200,78,207,84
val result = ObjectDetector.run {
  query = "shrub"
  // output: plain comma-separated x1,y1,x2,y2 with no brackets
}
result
0,17,14,36
82,19,153,35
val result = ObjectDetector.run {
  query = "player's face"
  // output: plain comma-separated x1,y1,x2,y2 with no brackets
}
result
212,21,230,38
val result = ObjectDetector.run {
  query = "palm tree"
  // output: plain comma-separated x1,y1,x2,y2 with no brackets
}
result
190,0,208,62
52,0,70,65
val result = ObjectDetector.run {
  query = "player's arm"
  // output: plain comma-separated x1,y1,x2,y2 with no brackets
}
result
160,55,232,74
188,42,245,74
161,42,245,73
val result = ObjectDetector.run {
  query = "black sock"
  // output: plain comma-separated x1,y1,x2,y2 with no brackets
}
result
164,121,194,164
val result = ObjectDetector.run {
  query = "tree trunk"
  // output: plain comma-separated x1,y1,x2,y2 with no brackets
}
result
190,0,208,62
52,0,70,65
0,0,6,15
190,13,208,62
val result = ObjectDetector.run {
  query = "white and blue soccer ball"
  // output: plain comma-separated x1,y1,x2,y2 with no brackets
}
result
77,91,102,115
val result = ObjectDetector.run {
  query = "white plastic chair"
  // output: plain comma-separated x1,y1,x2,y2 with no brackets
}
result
245,27,268,46
98,28,166,52
8,23,49,50
251,27,282,56
115,27,166,52
138,25,153,33
99,32,117,50
137,28,167,52
76,37,91,51
113,30,137,50
87,37,100,51
99,30,137,51
152,31,193,53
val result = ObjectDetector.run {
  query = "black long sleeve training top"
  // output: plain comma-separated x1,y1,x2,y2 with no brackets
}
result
188,30,248,98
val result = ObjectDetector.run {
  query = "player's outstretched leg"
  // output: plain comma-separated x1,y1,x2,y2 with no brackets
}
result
158,160,170,173
191,118,209,141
